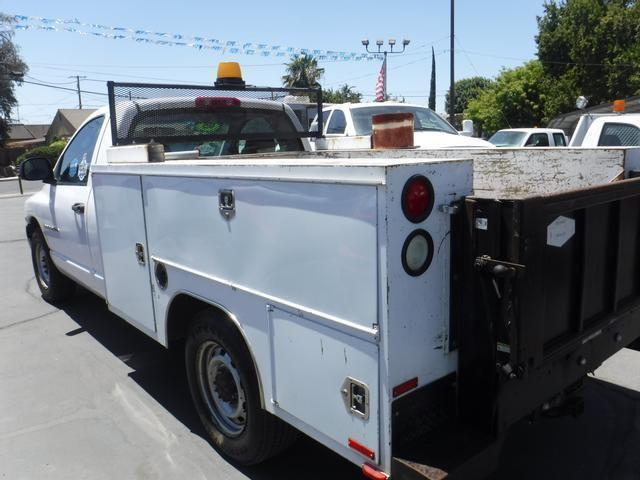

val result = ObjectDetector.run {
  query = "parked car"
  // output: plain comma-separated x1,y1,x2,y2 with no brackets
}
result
489,128,568,147
310,102,494,150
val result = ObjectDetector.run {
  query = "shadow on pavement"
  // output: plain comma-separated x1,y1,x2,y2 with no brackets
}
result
56,288,640,480
490,377,640,479
58,288,360,480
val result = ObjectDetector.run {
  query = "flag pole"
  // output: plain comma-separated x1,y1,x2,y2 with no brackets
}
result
449,0,455,124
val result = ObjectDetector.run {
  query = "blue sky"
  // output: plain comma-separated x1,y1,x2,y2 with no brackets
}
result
5,0,546,124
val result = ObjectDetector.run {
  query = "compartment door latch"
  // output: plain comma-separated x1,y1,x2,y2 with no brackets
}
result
135,242,146,265
341,377,370,420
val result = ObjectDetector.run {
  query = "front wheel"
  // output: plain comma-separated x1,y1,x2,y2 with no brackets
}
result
185,309,296,465
30,228,76,302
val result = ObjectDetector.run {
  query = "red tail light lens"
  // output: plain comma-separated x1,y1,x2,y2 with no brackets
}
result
401,175,434,223
195,96,241,109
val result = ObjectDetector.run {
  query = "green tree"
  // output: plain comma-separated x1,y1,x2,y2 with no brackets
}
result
465,61,553,136
282,54,324,89
323,84,362,103
445,76,494,114
428,47,436,110
536,0,640,107
0,14,28,144
15,138,68,166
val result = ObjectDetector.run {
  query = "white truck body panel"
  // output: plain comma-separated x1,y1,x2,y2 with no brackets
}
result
87,153,474,472
92,173,157,335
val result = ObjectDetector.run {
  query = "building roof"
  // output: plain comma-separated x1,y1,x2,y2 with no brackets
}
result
56,109,97,129
7,124,50,141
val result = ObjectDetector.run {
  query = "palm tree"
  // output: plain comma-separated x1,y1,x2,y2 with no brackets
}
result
281,54,324,88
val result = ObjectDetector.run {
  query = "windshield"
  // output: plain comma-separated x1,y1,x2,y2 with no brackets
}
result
130,108,303,156
351,106,458,136
488,131,527,147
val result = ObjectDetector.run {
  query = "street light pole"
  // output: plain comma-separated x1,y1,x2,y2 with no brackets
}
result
449,0,455,125
362,38,410,100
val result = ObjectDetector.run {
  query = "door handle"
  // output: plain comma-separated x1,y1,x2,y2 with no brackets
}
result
71,203,85,214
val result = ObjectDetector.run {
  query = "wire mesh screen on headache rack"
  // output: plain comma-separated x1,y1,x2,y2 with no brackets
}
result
107,81,323,155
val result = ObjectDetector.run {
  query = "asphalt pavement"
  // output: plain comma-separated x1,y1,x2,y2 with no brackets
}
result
1,194,639,480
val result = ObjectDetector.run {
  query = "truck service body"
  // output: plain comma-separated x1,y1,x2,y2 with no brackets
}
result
19,72,640,479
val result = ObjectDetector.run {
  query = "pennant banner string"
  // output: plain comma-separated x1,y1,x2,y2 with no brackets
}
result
10,15,383,62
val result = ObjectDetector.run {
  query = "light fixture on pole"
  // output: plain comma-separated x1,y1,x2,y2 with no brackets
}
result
362,37,410,100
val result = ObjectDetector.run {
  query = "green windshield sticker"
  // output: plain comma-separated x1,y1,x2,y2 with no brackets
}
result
194,122,225,134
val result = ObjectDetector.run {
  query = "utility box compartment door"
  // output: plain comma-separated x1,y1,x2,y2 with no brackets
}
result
269,307,379,460
93,173,156,333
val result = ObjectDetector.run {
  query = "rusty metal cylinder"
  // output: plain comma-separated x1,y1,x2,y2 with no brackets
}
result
371,112,415,149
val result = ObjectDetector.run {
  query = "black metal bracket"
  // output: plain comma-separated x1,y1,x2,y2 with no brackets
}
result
474,255,525,279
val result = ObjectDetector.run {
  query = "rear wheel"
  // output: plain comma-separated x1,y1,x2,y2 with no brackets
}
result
30,228,76,302
185,309,296,464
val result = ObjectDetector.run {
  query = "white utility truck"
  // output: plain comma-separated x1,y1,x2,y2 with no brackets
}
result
488,128,568,147
310,102,493,150
19,65,640,480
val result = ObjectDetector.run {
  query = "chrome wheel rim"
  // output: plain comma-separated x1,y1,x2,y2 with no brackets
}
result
196,340,247,437
35,243,50,289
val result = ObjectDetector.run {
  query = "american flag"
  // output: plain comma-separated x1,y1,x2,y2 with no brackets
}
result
375,58,386,102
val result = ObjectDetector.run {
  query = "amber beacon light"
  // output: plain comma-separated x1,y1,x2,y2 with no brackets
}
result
215,61,246,88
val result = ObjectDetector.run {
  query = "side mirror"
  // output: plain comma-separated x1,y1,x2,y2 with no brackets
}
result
18,157,54,183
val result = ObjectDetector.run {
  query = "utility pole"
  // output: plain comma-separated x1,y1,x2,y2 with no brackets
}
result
69,75,87,109
361,38,410,100
449,0,455,125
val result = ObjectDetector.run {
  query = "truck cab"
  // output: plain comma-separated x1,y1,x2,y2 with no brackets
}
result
569,113,640,147
489,128,568,147
21,93,309,302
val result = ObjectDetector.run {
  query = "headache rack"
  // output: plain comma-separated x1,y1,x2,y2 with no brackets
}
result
106,81,323,147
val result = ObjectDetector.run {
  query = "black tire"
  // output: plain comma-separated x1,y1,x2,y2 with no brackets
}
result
185,309,296,465
30,228,76,303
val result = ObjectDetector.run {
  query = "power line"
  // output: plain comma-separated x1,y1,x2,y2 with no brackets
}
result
24,75,76,85
458,49,640,69
19,79,109,97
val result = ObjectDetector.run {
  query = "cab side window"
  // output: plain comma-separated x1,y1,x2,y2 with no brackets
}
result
598,123,640,146
553,133,567,146
326,110,347,135
55,116,105,185
525,133,550,147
